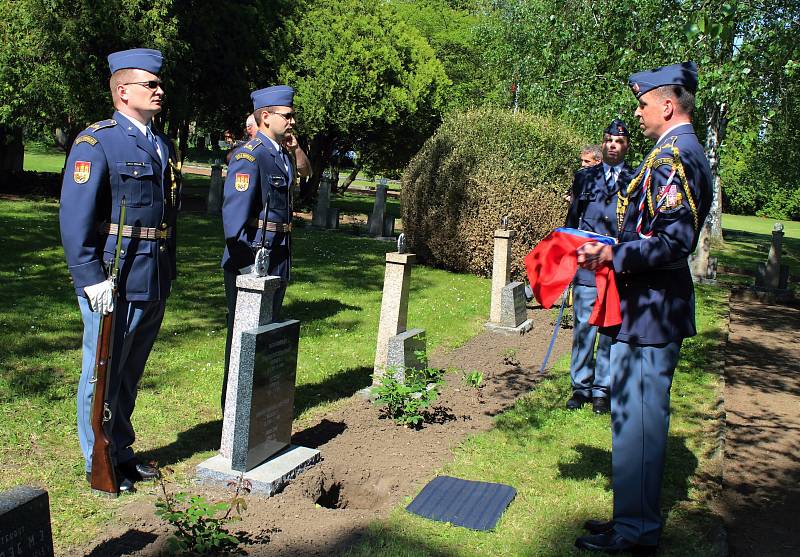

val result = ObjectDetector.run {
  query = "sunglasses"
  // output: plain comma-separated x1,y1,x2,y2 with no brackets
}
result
123,80,163,91
271,111,296,121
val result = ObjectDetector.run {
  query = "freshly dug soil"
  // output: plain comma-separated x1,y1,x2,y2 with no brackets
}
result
73,306,571,556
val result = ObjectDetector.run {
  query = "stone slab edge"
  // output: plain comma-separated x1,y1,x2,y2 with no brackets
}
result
484,319,535,336
195,445,320,496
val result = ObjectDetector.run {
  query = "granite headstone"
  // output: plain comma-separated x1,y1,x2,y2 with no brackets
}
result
231,320,301,472
0,486,54,557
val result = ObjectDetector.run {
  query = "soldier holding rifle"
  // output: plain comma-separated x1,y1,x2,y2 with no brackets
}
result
60,48,179,495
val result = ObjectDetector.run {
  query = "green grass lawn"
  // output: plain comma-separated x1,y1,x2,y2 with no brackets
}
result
23,144,66,173
713,213,800,280
332,192,402,218
343,284,728,557
0,198,488,552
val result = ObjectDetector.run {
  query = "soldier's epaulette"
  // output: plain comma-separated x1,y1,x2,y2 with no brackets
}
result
243,138,262,151
74,134,98,147
235,152,256,163
88,119,117,132
658,136,678,151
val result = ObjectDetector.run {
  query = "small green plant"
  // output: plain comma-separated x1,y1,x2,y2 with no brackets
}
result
373,366,445,427
462,370,484,389
154,464,251,555
502,348,520,367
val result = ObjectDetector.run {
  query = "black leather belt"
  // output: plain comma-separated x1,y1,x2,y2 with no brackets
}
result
100,222,172,240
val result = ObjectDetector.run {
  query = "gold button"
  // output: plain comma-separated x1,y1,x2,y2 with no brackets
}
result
160,223,167,229
160,245,166,252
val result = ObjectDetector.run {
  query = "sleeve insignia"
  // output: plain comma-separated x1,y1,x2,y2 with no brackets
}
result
234,173,250,192
657,182,683,211
88,119,117,131
73,161,91,184
244,138,262,151
74,135,98,147
235,152,256,163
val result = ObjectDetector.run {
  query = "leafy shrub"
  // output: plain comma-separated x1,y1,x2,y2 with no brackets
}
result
155,466,251,555
373,366,445,427
401,108,587,278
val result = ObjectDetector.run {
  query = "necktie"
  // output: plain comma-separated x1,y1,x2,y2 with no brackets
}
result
146,128,162,164
607,168,617,191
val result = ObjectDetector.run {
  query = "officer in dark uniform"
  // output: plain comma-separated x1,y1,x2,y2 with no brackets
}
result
574,62,712,553
220,85,310,408
60,48,179,493
564,119,631,414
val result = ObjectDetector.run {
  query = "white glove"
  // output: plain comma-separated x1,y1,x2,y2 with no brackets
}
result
84,279,115,315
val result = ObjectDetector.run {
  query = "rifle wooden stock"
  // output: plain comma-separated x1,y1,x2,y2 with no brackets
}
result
90,309,118,496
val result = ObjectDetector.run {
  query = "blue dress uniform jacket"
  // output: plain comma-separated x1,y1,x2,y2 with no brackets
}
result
609,123,712,345
221,130,293,276
565,163,630,287
60,111,179,301
59,110,180,474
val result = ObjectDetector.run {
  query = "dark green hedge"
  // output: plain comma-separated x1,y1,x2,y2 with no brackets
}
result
401,108,586,278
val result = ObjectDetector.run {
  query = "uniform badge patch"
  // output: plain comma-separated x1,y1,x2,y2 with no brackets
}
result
234,173,250,192
657,182,683,211
235,152,256,162
73,161,91,184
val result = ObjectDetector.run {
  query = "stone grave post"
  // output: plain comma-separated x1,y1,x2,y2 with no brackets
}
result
486,228,533,334
368,179,388,236
766,222,784,289
207,163,223,215
489,229,514,323
197,274,319,495
372,244,425,384
0,486,54,557
312,172,332,228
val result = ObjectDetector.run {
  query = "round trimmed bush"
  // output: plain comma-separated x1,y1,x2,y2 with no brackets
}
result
401,108,586,278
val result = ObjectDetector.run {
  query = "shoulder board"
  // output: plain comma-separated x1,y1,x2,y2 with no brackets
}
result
243,138,262,151
74,134,98,147
88,119,117,132
235,152,256,163
658,136,678,151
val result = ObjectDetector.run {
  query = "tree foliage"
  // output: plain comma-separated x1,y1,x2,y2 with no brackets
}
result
402,108,585,278
280,0,449,195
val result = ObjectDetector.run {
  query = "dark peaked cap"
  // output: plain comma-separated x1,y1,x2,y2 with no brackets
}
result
628,61,698,98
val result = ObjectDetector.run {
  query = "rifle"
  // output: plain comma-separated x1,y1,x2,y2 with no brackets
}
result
253,179,273,277
89,196,127,496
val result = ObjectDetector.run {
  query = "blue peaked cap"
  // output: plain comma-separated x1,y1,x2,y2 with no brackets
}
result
251,85,294,111
108,48,163,74
628,61,698,98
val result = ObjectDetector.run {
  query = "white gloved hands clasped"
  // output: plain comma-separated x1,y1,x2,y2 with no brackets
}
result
84,279,115,315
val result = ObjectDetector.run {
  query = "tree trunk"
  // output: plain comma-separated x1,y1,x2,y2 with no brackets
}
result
302,134,334,207
339,163,362,193
704,102,727,241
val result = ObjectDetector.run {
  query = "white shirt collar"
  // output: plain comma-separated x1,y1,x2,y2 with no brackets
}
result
260,132,282,153
657,122,687,145
602,161,625,175
117,112,152,137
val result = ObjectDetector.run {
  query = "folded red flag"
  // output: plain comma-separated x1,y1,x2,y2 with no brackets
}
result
524,227,621,327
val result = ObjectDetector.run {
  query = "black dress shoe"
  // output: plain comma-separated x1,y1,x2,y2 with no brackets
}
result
86,469,136,494
566,393,591,410
118,459,161,482
592,397,610,414
583,519,614,534
574,531,657,554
